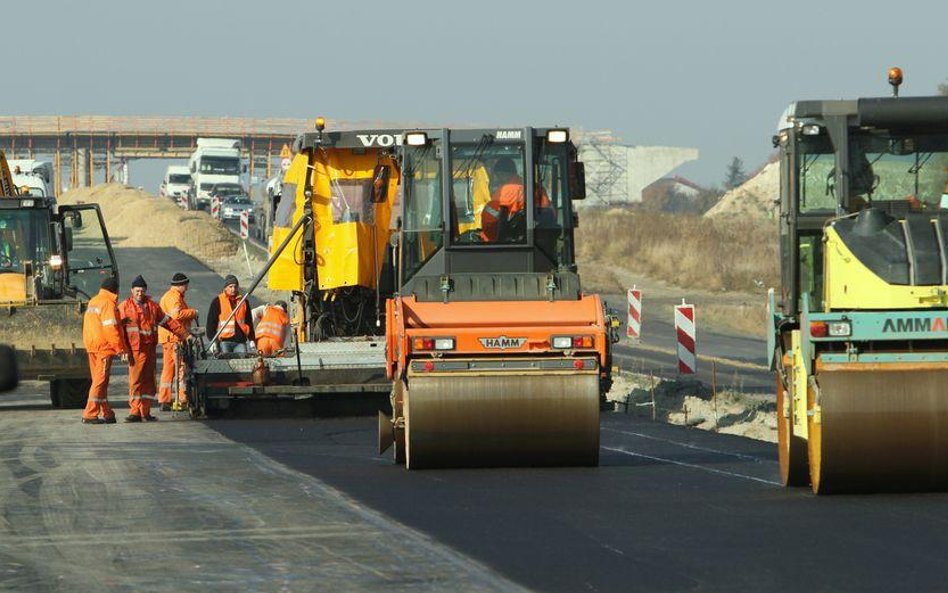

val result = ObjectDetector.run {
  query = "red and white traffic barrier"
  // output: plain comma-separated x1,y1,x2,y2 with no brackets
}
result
675,300,696,374
239,210,249,239
210,196,221,220
626,287,642,341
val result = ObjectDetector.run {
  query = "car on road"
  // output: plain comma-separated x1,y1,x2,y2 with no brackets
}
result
221,194,254,221
209,182,244,202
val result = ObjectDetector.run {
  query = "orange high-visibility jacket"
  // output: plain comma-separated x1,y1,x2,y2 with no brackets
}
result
83,289,131,356
158,288,198,344
256,305,289,349
480,175,551,242
218,294,251,340
119,296,184,352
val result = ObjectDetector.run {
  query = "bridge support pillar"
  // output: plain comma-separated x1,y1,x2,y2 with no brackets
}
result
76,149,91,187
70,149,78,189
54,150,62,195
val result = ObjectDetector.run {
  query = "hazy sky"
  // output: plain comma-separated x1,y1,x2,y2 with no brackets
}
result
5,0,948,188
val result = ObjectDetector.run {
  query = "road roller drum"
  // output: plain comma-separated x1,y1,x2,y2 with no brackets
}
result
402,372,600,469
807,368,948,494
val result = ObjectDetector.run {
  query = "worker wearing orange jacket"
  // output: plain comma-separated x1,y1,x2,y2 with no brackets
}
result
81,276,132,424
120,275,187,422
254,301,290,356
157,272,197,411
479,157,551,243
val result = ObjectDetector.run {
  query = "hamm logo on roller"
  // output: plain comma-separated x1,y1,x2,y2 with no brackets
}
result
479,336,527,350
881,317,948,333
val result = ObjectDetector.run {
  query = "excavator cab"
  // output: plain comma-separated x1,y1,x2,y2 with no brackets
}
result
771,83,948,493
0,149,118,408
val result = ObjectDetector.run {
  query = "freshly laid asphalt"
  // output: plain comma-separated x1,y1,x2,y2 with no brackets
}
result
209,413,948,593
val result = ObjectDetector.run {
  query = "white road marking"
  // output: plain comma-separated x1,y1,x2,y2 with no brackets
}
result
601,446,781,486
603,427,774,464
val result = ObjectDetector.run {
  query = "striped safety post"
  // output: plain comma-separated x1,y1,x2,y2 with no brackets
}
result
239,210,249,239
675,300,696,374
626,287,642,341
210,196,220,220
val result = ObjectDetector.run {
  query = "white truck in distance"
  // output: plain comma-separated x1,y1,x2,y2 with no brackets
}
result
188,138,242,210
159,165,191,204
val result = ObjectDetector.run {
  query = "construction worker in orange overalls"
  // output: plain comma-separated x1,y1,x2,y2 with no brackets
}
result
253,301,290,356
479,157,551,243
157,272,198,412
119,275,188,422
81,276,132,424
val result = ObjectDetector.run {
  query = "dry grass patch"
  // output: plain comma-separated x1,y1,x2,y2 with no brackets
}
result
576,209,778,293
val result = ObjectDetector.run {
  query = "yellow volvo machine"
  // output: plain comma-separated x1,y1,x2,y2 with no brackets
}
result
0,150,119,406
185,121,401,415
769,70,948,493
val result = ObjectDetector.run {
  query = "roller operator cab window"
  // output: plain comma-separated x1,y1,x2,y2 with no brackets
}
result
450,140,528,245
798,130,948,214
169,174,191,184
534,138,570,265
844,131,948,213
401,141,444,282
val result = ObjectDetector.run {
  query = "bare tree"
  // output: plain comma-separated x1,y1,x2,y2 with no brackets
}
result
939,79,948,96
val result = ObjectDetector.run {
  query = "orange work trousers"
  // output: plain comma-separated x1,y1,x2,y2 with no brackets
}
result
158,343,187,405
128,348,157,417
256,337,281,357
83,352,115,421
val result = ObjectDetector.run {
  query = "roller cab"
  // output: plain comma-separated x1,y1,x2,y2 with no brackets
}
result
770,79,948,493
380,127,619,468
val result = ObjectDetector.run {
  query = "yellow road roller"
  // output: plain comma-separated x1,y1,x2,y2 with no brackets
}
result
769,69,948,493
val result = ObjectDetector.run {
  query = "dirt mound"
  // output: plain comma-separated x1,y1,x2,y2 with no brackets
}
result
704,162,779,219
608,372,777,442
58,184,239,259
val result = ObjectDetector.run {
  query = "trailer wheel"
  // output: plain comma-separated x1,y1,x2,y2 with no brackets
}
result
50,378,91,409
0,345,18,393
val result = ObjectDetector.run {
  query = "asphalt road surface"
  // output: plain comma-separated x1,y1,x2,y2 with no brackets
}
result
3,388,947,592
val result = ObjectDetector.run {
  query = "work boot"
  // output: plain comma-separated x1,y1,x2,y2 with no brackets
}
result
103,416,117,424
124,414,142,423
81,417,105,425
160,403,172,412
143,414,159,422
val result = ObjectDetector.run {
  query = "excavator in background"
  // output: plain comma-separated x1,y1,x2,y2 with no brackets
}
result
0,150,119,406
769,68,948,493
187,121,618,470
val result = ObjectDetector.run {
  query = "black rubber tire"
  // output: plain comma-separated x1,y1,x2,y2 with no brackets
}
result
0,345,18,393
50,378,91,409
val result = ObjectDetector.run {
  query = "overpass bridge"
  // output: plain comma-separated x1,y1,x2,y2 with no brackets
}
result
0,115,398,190
0,116,698,202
